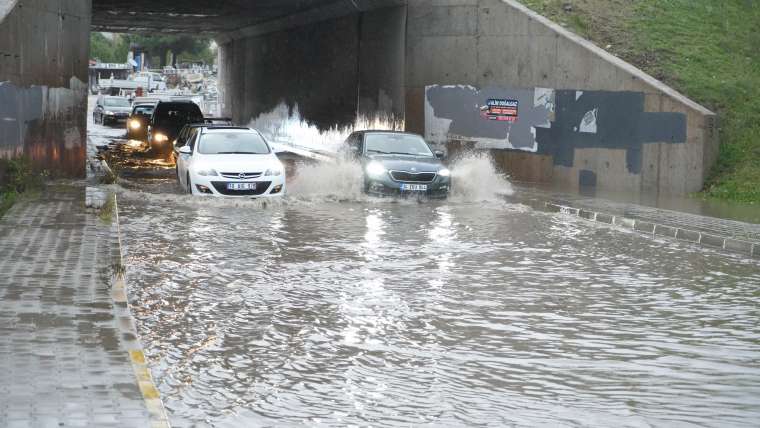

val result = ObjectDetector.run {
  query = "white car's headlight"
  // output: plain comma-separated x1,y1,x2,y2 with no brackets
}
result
366,161,386,177
105,111,114,115
264,166,283,176
196,168,218,176
438,168,451,177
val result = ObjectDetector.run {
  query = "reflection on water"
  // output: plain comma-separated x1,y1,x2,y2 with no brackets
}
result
117,182,760,427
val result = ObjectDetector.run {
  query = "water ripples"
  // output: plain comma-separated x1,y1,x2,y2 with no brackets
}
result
118,189,760,427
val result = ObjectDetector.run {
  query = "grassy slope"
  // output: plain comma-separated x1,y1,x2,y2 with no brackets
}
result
518,0,760,203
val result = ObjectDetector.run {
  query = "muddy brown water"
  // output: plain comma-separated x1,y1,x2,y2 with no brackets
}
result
112,175,760,428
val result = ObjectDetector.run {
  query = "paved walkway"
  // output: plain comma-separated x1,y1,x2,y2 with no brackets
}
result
512,185,760,259
0,184,165,427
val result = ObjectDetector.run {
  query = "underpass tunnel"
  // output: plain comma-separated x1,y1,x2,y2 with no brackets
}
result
95,0,408,132
1,0,717,198
0,0,408,180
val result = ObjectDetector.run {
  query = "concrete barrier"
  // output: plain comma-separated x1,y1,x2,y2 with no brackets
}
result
405,0,717,197
0,0,90,178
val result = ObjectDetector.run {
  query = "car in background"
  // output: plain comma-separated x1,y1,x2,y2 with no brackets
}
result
345,130,451,199
126,103,155,140
147,100,204,157
93,95,132,125
176,126,286,198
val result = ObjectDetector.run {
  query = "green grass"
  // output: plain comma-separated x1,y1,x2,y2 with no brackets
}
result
98,193,116,224
0,157,47,219
518,0,760,203
0,191,17,218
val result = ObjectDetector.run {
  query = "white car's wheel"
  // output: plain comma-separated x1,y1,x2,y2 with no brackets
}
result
186,173,193,194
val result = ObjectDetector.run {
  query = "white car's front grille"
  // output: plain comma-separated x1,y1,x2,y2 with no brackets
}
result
220,172,262,180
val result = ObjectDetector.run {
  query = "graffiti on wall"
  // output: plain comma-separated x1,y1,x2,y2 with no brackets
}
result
425,85,687,174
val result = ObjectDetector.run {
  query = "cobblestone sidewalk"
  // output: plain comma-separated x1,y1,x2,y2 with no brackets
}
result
0,185,163,427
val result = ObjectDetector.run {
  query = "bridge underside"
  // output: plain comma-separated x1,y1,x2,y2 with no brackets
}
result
91,0,339,33
90,0,404,33
1,0,716,198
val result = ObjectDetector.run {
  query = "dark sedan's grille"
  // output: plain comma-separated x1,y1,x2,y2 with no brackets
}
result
220,172,262,179
389,171,437,183
211,181,271,196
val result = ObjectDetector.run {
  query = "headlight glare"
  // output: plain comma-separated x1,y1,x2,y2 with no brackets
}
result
264,167,283,176
438,168,451,177
366,161,386,177
129,120,141,130
153,133,168,143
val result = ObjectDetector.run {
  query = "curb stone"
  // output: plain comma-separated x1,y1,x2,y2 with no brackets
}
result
539,200,759,259
111,194,172,427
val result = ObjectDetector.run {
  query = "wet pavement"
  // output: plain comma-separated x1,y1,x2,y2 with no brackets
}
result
0,186,156,427
112,175,760,427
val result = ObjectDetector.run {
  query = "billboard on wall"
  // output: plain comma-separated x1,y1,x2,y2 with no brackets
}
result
423,84,687,175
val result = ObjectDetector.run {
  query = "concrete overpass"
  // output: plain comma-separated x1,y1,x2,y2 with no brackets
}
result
0,0,718,197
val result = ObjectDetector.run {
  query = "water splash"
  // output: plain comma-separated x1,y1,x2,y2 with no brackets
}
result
247,102,403,154
449,152,514,202
287,158,366,202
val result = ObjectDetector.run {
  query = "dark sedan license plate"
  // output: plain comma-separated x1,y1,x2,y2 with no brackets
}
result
227,182,256,191
401,183,427,191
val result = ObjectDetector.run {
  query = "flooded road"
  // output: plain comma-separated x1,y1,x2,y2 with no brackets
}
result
114,176,760,427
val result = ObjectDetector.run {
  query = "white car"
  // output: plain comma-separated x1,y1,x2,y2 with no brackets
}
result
176,127,286,198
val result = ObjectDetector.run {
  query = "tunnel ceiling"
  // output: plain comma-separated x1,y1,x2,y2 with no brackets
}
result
91,0,344,34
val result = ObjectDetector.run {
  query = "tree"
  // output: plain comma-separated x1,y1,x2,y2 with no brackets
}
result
90,33,215,67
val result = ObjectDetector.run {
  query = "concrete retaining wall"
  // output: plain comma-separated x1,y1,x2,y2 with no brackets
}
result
0,0,90,178
405,0,717,197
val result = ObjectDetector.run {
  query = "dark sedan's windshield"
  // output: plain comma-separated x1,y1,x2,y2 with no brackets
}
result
104,98,130,107
365,133,433,157
198,132,270,155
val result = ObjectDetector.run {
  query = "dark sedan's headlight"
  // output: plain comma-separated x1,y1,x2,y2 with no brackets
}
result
438,168,451,177
366,161,386,178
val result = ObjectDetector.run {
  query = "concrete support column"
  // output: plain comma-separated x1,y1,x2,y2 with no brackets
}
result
357,5,406,125
0,0,91,178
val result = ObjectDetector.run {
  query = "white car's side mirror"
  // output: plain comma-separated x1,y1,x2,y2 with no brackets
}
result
179,146,192,155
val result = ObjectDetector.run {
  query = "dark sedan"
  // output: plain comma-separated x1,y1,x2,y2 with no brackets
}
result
345,130,451,198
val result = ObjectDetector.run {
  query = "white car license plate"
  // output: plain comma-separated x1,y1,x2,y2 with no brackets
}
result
227,182,257,191
401,183,427,191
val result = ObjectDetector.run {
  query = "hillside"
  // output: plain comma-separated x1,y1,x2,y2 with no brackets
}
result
518,0,760,203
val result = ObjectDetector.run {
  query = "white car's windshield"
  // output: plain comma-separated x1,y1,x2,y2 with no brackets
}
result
104,98,130,107
365,134,433,157
198,132,270,155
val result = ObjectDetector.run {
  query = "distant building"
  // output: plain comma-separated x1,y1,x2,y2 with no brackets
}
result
88,62,132,94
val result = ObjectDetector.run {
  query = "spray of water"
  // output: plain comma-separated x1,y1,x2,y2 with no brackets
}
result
287,158,366,202
448,152,514,202
247,102,404,155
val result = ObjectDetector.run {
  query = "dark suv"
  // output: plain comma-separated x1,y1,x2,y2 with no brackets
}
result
147,101,204,156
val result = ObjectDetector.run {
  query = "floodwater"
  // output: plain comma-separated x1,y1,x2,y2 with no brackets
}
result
112,158,760,427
